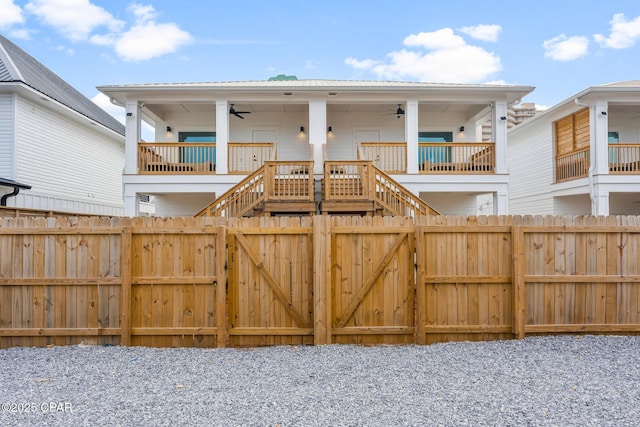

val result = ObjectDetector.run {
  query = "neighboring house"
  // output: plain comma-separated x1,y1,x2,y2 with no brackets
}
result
98,78,533,217
508,81,640,216
0,35,125,215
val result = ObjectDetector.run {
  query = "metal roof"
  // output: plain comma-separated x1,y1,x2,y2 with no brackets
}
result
99,78,531,90
0,35,124,136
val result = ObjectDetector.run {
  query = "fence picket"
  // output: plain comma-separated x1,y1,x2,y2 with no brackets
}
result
1,215,640,348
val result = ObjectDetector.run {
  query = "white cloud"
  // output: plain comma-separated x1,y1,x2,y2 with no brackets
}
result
114,21,192,62
543,35,589,61
404,28,466,50
25,0,124,42
594,13,640,49
128,3,157,23
344,57,381,70
0,0,24,28
304,60,319,69
55,44,74,55
8,29,30,39
458,24,502,42
22,1,191,62
345,27,501,83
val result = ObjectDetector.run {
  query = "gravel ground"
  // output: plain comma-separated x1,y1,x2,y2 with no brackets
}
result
1,335,639,426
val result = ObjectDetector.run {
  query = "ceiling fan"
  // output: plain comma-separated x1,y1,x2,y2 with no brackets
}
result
229,104,251,119
384,104,405,118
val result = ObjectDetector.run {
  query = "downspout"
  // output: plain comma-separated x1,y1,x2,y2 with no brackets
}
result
574,97,595,209
1,184,30,206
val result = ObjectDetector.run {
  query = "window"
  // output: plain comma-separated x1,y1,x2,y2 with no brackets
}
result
418,132,453,164
608,132,619,143
178,132,216,164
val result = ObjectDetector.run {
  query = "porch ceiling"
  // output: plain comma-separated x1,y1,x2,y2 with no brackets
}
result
144,101,488,121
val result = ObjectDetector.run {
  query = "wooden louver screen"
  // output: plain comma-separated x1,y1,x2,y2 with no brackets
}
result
555,108,590,155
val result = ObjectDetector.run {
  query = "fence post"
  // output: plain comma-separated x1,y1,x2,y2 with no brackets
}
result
119,219,132,346
512,225,526,339
414,225,425,344
314,215,332,345
215,225,228,348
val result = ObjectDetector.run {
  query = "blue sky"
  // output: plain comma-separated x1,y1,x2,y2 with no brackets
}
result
3,0,640,119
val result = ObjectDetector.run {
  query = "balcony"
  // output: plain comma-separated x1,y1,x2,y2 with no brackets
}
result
609,143,640,174
138,142,277,175
555,144,640,182
418,142,495,173
357,142,496,174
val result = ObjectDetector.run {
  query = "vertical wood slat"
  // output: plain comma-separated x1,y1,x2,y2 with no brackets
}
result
2,215,640,348
313,215,331,344
512,224,525,339
215,225,228,348
119,223,131,346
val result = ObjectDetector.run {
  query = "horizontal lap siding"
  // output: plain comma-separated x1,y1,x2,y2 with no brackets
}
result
508,120,555,215
14,96,124,214
0,94,13,178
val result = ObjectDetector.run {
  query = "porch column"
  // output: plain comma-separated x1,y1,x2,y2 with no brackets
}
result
493,100,508,174
215,100,229,174
124,100,140,175
592,101,609,176
493,189,508,215
123,190,139,217
309,99,327,175
592,189,609,216
405,100,419,174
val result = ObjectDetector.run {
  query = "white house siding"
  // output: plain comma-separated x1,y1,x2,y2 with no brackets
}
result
553,194,591,215
508,118,555,215
152,193,216,217
13,96,124,215
419,192,479,215
0,94,13,179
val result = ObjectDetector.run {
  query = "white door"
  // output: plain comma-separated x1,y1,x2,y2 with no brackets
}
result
251,130,278,164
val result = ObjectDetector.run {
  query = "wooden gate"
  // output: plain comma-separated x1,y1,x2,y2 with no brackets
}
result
328,216,415,344
415,216,514,344
227,217,314,346
129,217,226,347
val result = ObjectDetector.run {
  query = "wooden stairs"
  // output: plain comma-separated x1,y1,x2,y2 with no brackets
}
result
195,160,439,218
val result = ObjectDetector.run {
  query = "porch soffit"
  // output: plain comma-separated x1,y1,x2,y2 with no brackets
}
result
143,100,489,120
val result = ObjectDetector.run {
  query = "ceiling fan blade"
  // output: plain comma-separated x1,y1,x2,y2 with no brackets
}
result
232,112,245,119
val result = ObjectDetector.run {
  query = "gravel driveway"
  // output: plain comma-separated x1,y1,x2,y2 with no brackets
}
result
1,335,639,426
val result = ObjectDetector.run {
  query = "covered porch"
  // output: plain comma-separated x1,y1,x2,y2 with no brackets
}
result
97,79,531,216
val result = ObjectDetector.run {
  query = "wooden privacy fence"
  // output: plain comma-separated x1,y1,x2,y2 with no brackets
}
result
1,215,640,348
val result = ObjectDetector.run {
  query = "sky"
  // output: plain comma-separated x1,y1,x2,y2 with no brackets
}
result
2,0,640,123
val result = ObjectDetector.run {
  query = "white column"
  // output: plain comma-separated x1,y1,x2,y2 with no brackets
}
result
123,191,139,217
405,100,419,174
592,189,609,216
493,190,508,215
215,100,229,174
493,100,508,174
592,101,609,176
309,99,327,174
124,100,140,175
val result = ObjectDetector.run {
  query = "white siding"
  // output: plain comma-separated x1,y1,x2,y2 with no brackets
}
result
553,194,591,215
508,117,556,215
13,96,124,215
0,94,14,178
419,192,479,215
153,193,215,217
